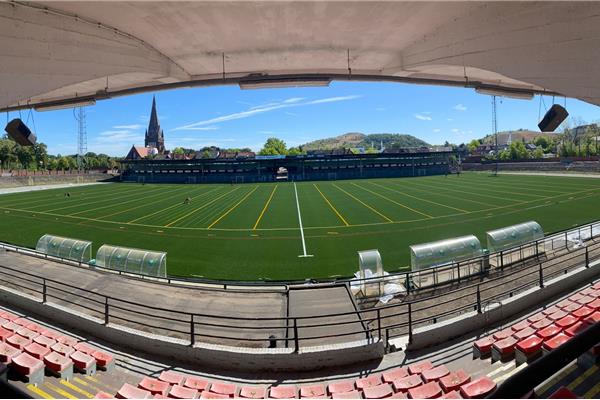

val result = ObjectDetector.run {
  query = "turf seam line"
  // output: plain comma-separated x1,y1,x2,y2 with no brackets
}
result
165,186,240,227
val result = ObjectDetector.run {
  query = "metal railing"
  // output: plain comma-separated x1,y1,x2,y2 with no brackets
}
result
1,218,599,296
0,233,597,351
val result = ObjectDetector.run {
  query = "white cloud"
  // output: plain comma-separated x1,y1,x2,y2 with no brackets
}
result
173,126,219,131
173,95,362,131
433,129,441,133
453,104,467,111
113,124,143,130
415,113,432,121
375,107,387,112
451,128,460,133
447,118,453,121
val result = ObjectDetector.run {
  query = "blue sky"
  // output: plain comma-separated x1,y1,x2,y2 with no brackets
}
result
7,82,600,156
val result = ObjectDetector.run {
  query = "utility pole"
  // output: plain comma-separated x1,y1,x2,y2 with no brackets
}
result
74,107,87,171
492,95,498,176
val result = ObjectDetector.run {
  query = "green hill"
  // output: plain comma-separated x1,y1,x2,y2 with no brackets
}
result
301,132,430,150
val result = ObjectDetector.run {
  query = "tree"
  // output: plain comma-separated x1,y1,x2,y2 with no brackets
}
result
259,137,287,155
467,139,480,154
532,147,544,159
172,147,185,155
14,146,33,169
0,138,15,169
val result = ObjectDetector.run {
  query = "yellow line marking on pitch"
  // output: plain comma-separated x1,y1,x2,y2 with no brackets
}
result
370,181,468,213
43,382,78,399
60,379,94,398
208,186,259,229
27,384,55,399
313,184,350,226
253,185,278,230
333,183,393,222
128,186,222,223
567,365,598,391
165,187,240,227
100,185,205,219
536,364,578,395
352,182,433,218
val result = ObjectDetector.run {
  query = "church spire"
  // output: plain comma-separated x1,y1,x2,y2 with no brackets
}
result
144,95,165,153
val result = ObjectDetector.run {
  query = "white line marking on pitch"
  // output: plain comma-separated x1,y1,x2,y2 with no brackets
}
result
294,182,313,258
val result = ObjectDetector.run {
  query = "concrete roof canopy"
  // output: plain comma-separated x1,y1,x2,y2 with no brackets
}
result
2,1,600,111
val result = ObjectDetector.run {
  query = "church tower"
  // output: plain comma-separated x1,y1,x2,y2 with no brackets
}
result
145,96,165,153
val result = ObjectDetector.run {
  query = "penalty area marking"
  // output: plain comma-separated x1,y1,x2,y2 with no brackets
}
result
293,182,313,258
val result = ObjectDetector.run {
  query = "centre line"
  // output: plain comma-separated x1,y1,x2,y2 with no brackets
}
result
294,182,313,258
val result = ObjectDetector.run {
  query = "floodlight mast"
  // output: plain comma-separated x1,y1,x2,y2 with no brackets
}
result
492,95,498,176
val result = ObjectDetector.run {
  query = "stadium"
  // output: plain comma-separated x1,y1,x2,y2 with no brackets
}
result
0,1,600,399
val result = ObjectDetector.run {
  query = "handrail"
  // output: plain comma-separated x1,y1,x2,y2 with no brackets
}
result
0,231,596,350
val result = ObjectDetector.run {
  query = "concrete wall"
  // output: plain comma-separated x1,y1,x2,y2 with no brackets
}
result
0,173,114,188
405,261,600,351
0,287,384,373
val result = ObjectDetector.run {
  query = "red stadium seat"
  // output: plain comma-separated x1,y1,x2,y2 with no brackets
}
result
562,303,581,313
548,386,578,399
390,392,408,399
0,311,19,321
543,333,570,352
527,313,545,323
557,299,573,309
33,335,56,348
91,350,114,370
43,351,73,379
408,360,433,375
50,342,74,357
382,367,408,383
158,370,185,386
331,391,361,399
511,320,529,332
95,392,115,399
355,374,382,389
209,381,237,397
39,328,62,341
513,327,536,341
328,380,355,394
492,336,518,362
117,383,153,399
392,374,423,393
0,327,13,342
16,327,38,341
555,315,579,329
532,318,552,330
169,384,200,399
575,295,594,305
515,335,544,365
408,381,442,399
74,342,97,355
24,341,50,360
572,306,594,319
492,329,513,341
565,321,591,337
239,386,267,399
473,337,494,358
421,365,450,383
10,353,44,376
568,293,584,303
269,385,296,399
585,311,600,324
459,376,496,399
537,324,562,340
548,310,567,321
439,370,470,393
70,350,95,371
2,321,21,333
7,334,31,350
587,298,600,310
592,282,600,290
57,335,78,347
580,287,595,296
185,376,211,392
300,385,326,399
542,306,560,316
0,342,21,363
138,377,170,396
363,383,393,399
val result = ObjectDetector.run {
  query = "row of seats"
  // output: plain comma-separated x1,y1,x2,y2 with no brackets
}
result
95,360,497,399
0,309,114,385
473,282,600,365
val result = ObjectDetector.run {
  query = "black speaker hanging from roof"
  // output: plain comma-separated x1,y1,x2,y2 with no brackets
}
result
538,104,569,132
4,118,37,146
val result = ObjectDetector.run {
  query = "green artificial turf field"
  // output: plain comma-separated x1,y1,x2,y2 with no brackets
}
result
0,172,599,281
